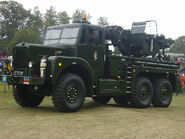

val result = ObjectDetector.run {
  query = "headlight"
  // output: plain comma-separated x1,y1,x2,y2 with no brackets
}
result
28,61,33,68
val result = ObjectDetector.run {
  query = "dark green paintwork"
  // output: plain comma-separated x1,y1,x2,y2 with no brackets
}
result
3,22,180,97
47,56,95,85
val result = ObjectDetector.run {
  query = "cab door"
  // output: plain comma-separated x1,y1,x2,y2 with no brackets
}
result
77,27,105,80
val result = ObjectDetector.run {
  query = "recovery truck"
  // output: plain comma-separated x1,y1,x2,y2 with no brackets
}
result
1,16,179,112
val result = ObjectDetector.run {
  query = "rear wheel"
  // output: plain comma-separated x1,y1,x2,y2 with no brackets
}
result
13,85,44,107
152,79,172,107
92,96,111,104
52,73,86,112
131,77,153,108
113,95,130,106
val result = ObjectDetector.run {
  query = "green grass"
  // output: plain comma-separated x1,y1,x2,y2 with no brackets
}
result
0,84,185,139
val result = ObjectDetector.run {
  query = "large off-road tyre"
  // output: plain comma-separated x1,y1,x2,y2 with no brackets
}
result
13,85,44,107
113,95,130,106
152,79,172,107
92,96,111,104
52,73,86,112
131,77,153,108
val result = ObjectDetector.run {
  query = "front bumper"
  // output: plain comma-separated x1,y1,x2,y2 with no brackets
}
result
1,75,45,85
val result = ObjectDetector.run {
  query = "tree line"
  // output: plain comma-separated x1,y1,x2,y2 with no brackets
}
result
170,36,185,54
0,0,109,54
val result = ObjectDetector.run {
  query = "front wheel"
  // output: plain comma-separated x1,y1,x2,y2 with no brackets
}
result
13,85,44,107
52,73,86,112
152,79,172,107
131,77,153,108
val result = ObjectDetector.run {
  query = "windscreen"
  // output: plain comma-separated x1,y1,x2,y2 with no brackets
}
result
59,27,79,45
44,29,61,45
44,27,79,46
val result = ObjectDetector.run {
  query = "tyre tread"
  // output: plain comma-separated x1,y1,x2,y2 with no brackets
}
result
52,73,86,112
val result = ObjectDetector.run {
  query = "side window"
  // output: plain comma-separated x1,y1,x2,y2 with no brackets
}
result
93,30,99,44
89,29,94,44
80,28,86,44
88,29,102,45
98,31,102,44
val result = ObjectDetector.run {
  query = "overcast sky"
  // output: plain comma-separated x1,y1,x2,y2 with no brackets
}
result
11,0,185,39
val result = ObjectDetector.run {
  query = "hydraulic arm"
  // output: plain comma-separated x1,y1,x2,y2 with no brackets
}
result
105,21,174,58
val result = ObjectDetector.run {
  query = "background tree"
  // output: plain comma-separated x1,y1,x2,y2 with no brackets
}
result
57,11,70,24
26,7,44,35
97,17,109,26
0,1,29,46
43,6,57,34
72,9,91,22
44,6,57,26
0,38,8,51
7,28,42,54
170,36,185,53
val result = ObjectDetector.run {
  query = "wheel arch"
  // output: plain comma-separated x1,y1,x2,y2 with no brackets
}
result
47,56,95,96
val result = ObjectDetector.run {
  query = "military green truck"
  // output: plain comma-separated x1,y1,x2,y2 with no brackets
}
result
1,18,179,112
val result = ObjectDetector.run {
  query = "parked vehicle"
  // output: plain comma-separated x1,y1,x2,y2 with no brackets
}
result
1,17,180,112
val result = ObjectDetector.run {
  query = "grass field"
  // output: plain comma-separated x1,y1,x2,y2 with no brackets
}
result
0,84,185,139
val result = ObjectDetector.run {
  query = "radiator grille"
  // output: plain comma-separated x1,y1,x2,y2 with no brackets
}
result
13,47,27,69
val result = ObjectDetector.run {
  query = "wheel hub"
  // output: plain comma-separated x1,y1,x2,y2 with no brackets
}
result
66,84,78,104
140,85,149,100
161,87,168,100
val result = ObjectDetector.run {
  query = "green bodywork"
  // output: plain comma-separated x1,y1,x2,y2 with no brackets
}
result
3,22,180,97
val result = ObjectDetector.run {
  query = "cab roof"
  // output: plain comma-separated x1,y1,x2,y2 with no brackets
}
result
47,23,105,30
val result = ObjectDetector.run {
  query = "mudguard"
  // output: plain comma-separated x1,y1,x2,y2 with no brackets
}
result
47,56,95,85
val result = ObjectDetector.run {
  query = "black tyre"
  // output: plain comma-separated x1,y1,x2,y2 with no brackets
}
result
152,79,172,107
52,73,86,112
92,96,111,104
113,95,130,106
13,85,44,107
131,77,153,108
